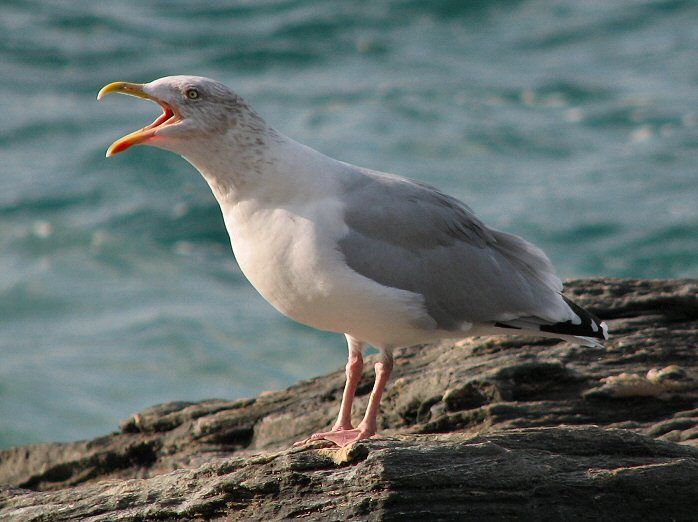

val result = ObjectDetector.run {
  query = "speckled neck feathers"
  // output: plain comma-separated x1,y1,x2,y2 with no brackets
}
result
178,103,286,203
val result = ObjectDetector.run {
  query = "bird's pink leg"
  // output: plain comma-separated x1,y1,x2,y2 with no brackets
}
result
298,350,394,448
294,335,364,446
331,335,364,431
349,352,393,440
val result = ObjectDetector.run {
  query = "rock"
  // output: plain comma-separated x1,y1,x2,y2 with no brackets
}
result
1,278,698,520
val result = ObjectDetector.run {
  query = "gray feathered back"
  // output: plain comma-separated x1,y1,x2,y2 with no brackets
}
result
338,168,569,330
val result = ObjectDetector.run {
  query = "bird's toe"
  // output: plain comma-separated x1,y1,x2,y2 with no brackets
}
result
294,427,374,448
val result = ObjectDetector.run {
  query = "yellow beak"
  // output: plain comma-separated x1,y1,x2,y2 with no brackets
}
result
97,82,152,102
98,82,178,157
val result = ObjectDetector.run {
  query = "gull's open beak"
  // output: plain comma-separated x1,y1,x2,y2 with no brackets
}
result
97,82,180,157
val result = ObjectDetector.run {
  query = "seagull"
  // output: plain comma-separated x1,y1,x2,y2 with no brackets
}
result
98,76,608,447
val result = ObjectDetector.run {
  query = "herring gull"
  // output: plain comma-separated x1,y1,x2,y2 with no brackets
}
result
98,76,608,447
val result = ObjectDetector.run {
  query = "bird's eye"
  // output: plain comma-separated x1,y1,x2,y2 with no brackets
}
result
186,88,200,100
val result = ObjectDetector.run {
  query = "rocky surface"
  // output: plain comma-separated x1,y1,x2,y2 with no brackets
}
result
1,278,698,520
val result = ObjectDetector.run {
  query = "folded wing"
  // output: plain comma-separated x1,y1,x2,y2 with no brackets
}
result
337,168,605,343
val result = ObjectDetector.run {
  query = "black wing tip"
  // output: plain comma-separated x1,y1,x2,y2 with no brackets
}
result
540,296,608,340
494,297,609,341
539,320,609,340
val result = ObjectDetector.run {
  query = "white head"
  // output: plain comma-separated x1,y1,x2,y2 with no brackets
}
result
98,76,280,197
98,75,267,157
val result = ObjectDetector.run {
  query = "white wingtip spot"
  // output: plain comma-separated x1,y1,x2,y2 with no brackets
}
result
601,321,609,340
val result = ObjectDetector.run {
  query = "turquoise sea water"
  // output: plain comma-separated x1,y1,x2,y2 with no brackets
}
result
1,0,697,448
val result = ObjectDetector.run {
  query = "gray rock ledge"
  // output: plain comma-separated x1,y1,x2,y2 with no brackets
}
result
1,278,698,521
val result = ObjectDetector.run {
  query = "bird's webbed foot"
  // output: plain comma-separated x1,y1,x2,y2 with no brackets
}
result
293,426,375,448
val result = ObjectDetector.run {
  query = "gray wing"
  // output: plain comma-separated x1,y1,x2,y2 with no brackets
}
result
337,168,568,331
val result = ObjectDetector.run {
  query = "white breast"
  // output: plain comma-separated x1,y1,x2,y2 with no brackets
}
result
220,196,436,348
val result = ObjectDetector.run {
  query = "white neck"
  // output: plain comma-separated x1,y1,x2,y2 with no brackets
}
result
179,124,349,210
